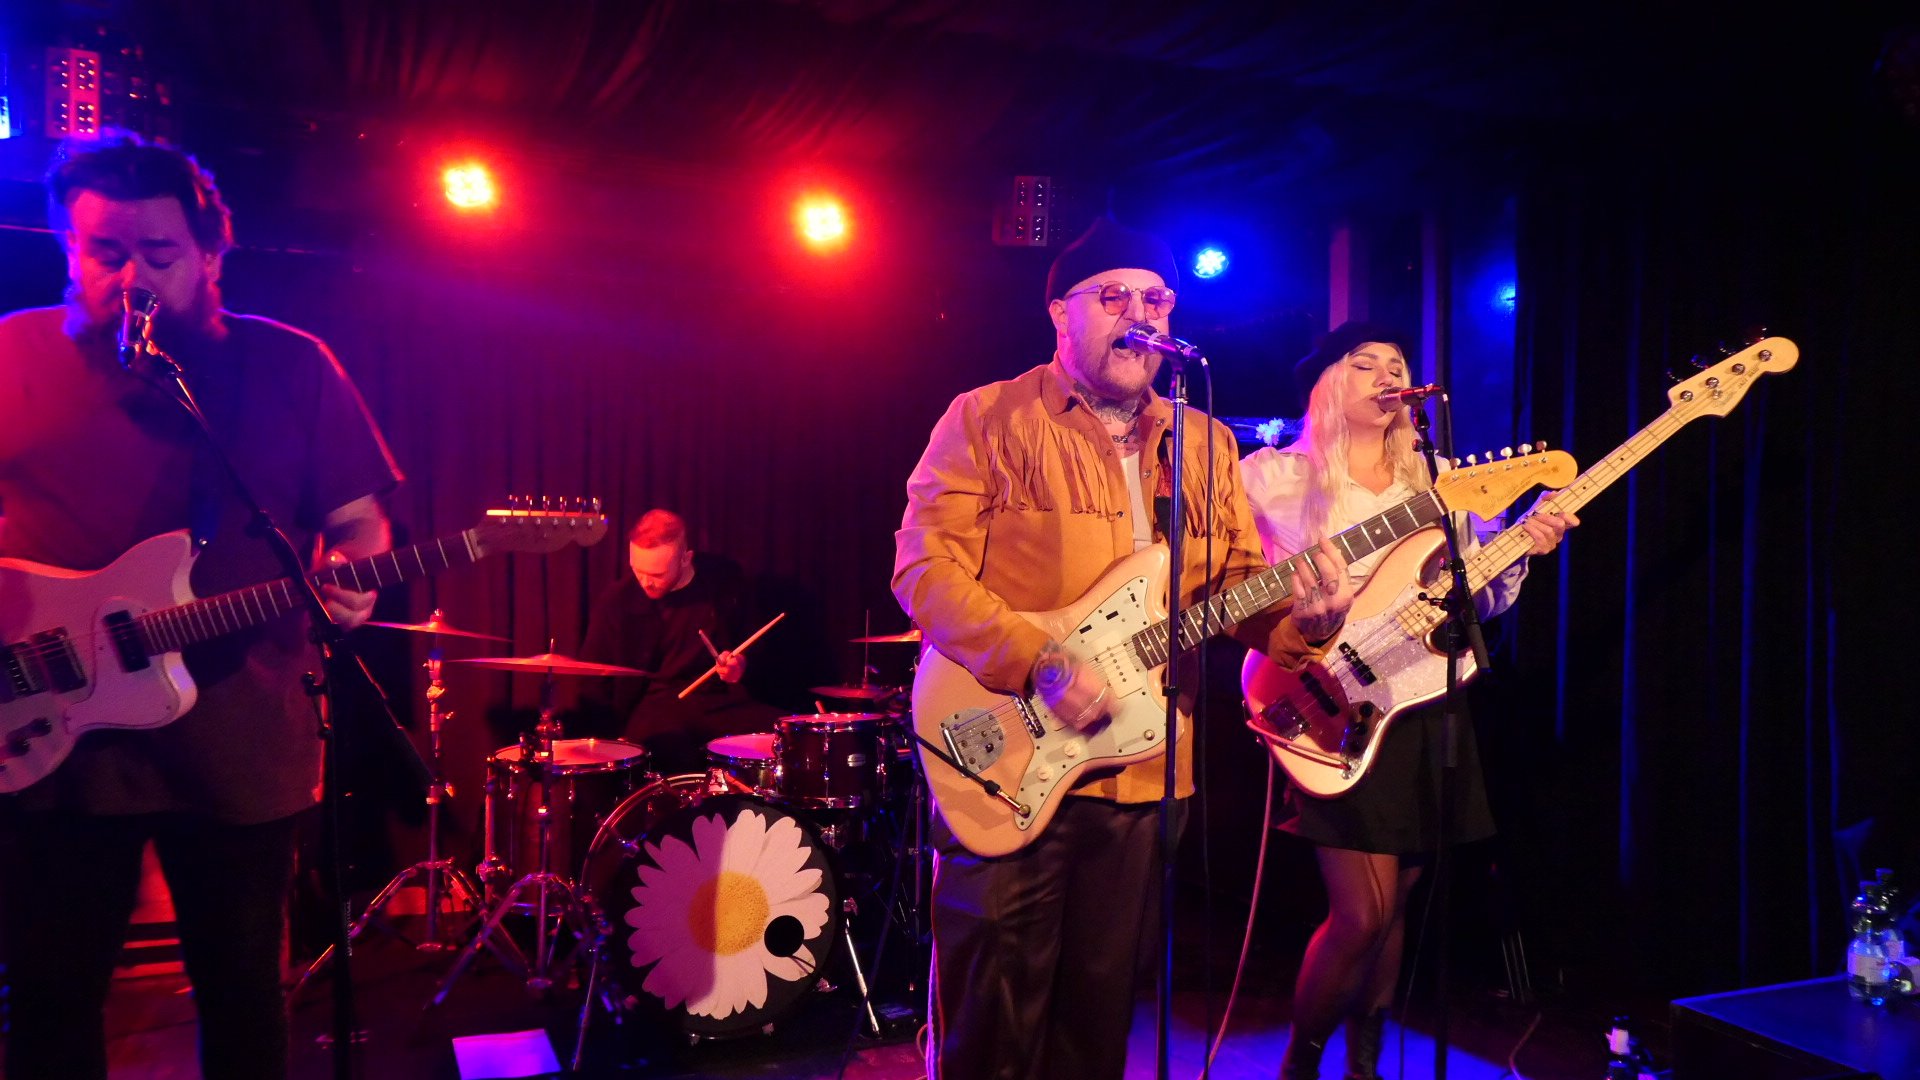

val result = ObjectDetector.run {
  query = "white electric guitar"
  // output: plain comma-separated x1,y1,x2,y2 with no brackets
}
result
0,501,607,793
911,449,1574,857
1243,336,1799,797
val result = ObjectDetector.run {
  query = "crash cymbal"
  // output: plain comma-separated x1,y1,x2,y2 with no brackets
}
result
454,653,653,678
849,628,922,644
364,611,510,642
809,684,902,700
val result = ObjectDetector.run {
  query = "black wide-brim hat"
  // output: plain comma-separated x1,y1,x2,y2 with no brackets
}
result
1293,320,1411,407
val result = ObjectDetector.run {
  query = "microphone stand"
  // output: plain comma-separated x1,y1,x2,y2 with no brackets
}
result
127,328,416,1080
1410,395,1486,1080
1156,347,1201,1080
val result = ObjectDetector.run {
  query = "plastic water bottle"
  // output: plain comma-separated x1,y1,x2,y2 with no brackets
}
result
1604,1016,1637,1080
1846,874,1895,1005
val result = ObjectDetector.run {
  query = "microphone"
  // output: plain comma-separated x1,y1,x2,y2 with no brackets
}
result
1115,322,1205,365
119,287,159,371
1373,383,1443,409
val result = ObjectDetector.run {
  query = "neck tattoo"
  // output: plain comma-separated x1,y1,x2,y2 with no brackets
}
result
1074,382,1142,425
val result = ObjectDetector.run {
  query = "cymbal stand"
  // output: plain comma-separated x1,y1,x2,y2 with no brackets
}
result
294,623,485,995
432,668,607,1005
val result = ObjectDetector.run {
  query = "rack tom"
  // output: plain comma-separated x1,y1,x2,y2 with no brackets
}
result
773,712,896,809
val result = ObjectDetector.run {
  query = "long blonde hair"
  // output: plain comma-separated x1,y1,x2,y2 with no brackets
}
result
1292,347,1430,544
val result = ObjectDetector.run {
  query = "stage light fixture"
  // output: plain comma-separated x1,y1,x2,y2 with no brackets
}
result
443,162,497,211
796,196,848,249
1194,247,1228,279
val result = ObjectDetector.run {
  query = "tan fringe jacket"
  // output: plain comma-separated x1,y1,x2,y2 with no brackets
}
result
892,358,1327,803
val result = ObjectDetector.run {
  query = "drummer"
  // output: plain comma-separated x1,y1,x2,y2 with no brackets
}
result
575,509,779,772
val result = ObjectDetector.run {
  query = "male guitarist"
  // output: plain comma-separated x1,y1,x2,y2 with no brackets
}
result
0,133,400,1079
892,216,1353,1080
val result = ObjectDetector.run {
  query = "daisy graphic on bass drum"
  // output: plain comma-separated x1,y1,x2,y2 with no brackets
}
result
582,780,844,1036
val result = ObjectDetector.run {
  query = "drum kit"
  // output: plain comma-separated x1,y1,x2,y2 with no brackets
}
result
295,611,930,1063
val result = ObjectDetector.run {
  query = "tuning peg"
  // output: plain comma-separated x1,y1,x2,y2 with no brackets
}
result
1450,457,1463,468
1464,454,1478,465
1518,443,1533,454
1499,447,1513,459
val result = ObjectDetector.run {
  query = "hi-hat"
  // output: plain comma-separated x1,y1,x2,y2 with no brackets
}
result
364,614,510,642
849,628,921,644
809,684,902,700
454,653,653,678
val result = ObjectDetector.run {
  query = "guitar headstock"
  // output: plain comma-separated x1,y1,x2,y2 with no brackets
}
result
472,497,608,556
1435,446,1578,520
1667,336,1798,417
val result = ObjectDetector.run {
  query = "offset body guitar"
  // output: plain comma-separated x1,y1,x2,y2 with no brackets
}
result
0,503,606,793
913,450,1573,857
1244,337,1799,797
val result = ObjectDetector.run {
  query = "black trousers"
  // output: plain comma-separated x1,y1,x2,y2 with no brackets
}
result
0,808,299,1080
926,795,1184,1080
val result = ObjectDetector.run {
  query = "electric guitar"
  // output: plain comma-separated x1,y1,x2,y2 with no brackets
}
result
912,449,1574,857
0,500,608,793
1243,336,1799,797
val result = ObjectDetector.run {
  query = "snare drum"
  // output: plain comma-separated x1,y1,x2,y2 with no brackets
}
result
705,732,778,798
484,738,648,885
773,713,896,809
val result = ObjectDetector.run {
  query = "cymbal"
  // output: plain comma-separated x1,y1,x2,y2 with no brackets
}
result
364,616,510,642
809,684,902,700
849,628,922,644
454,653,654,678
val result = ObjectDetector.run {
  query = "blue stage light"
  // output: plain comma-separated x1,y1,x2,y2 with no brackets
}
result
1194,248,1228,279
1494,282,1517,314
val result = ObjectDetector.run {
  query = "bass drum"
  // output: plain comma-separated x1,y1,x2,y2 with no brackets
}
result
582,776,842,1038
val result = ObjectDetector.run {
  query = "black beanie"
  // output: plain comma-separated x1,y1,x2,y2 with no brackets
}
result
1292,320,1411,406
1045,217,1180,303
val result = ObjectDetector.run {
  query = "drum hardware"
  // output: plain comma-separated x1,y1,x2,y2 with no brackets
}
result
432,650,645,1008
292,611,490,998
847,628,921,644
807,683,903,702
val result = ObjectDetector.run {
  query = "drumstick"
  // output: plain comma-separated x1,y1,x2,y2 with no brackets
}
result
678,612,786,699
696,628,722,660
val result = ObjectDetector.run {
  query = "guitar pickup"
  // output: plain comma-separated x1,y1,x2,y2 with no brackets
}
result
1300,670,1340,715
103,611,152,673
1337,642,1377,686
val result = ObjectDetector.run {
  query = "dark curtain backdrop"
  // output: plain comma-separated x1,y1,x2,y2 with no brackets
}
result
1486,89,1920,998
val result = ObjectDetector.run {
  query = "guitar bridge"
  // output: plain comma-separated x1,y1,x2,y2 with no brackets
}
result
944,710,1008,772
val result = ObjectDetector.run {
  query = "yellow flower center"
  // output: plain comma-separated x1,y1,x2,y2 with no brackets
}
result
687,871,771,956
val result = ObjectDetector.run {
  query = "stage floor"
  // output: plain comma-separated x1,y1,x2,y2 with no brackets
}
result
64,926,1625,1079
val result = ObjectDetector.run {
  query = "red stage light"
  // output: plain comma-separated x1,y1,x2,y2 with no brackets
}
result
443,162,497,211
795,196,848,249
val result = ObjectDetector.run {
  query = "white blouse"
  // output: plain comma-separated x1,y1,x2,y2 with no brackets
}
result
1240,445,1527,620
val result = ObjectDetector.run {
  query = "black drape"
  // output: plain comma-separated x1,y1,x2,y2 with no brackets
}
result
1489,83,1920,997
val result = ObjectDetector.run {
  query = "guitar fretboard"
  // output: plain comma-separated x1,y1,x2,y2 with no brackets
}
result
134,532,484,654
1129,489,1448,668
1402,405,1697,636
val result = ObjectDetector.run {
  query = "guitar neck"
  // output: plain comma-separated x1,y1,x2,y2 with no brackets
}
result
1130,488,1449,667
1453,407,1693,603
134,531,485,654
